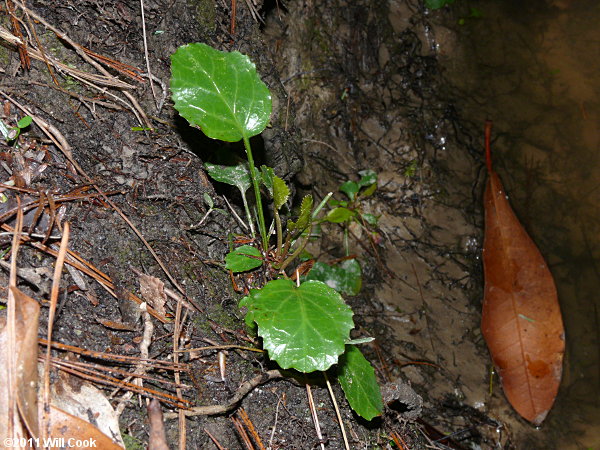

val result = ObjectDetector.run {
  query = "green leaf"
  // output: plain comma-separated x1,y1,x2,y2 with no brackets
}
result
204,162,251,194
358,169,377,188
306,259,362,296
288,195,313,233
170,43,272,142
360,182,377,198
273,176,289,211
337,345,383,420
203,192,214,209
361,213,378,226
239,279,354,372
17,115,32,129
225,245,263,272
328,198,347,207
260,165,275,195
325,207,355,224
339,181,359,201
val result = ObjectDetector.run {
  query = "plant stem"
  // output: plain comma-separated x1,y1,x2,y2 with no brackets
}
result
278,221,313,273
312,192,333,219
243,136,268,252
274,209,283,257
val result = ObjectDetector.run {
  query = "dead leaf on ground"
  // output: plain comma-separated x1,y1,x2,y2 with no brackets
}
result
481,121,565,425
138,272,167,317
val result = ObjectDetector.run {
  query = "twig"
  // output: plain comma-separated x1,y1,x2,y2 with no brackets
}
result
139,0,158,109
223,194,250,232
6,202,23,437
204,428,227,450
231,415,254,449
306,383,326,450
174,294,186,450
238,408,265,450
324,372,350,450
268,395,283,449
164,370,285,418
42,222,70,441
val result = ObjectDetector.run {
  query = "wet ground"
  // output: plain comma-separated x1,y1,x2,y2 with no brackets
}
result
433,1,600,447
0,0,598,448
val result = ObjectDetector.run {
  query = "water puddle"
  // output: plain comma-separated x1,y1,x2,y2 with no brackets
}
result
435,0,600,446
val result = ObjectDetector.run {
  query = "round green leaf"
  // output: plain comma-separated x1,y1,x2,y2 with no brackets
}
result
306,259,362,296
170,43,272,142
239,279,354,372
337,345,383,421
225,245,263,272
357,169,377,188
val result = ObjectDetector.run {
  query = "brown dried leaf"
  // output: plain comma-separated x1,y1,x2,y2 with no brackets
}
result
482,122,565,425
45,405,123,449
138,273,167,317
0,287,41,440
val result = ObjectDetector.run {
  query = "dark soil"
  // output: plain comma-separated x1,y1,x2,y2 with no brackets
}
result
0,0,546,449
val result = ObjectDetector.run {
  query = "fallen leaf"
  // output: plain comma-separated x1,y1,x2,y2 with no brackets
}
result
0,287,41,441
138,272,167,317
481,121,565,425
45,405,123,449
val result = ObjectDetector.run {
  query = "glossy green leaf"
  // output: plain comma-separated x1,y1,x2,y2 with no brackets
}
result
239,279,354,372
225,245,263,272
337,345,383,421
325,207,355,224
306,259,362,296
170,43,272,142
288,195,313,233
358,169,377,188
273,176,289,211
340,181,359,201
17,116,32,129
204,163,251,194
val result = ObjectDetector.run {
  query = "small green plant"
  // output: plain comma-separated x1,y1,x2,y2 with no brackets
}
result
0,115,32,146
171,43,383,420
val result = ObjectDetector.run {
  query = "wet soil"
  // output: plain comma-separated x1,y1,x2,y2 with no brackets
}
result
1,0,595,449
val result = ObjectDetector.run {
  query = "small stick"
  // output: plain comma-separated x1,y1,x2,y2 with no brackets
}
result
139,0,158,109
324,372,350,450
43,222,70,441
485,120,493,174
306,383,326,450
